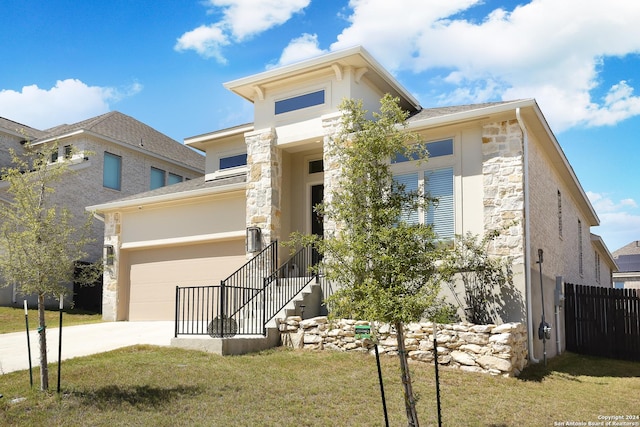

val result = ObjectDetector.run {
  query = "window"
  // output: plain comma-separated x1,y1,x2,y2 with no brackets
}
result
614,282,624,289
275,90,325,115
308,159,324,174
558,190,563,238
220,153,247,170
578,219,583,276
394,167,454,240
103,152,122,190
64,145,72,159
150,167,165,190
392,139,453,163
168,173,182,185
50,149,59,163
595,251,601,283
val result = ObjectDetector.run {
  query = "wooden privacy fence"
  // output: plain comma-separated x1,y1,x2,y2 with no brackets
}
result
564,283,640,361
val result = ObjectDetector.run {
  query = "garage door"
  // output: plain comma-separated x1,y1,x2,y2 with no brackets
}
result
127,240,246,321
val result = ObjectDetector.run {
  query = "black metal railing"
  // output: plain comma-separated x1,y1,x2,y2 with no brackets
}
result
174,241,278,337
263,245,318,323
174,242,323,338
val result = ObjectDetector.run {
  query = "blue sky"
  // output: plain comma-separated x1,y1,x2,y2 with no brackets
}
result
1,0,639,252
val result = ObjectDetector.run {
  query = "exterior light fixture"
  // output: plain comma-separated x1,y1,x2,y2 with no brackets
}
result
246,227,262,253
104,244,115,266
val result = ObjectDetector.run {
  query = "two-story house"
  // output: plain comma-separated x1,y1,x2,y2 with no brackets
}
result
88,46,616,361
0,111,205,310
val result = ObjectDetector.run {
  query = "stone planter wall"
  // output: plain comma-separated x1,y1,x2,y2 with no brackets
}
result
279,316,528,377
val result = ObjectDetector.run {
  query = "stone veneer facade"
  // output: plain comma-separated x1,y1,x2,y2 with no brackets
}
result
280,316,528,377
481,120,525,264
245,128,282,249
102,212,121,321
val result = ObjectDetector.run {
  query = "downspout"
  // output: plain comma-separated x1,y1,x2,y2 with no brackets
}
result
516,108,540,364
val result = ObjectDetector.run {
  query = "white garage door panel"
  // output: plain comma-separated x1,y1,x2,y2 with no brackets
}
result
128,240,245,321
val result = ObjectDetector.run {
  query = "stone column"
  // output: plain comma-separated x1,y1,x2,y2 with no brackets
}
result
321,113,344,238
482,120,525,264
245,128,282,255
102,212,121,321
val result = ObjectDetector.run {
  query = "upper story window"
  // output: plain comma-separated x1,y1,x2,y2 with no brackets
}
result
558,190,563,238
150,167,165,190
392,138,454,163
220,153,247,170
578,219,583,276
103,152,122,191
275,90,325,115
168,173,183,185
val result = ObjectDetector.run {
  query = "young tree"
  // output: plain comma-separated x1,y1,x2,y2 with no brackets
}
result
0,143,100,391
313,94,444,427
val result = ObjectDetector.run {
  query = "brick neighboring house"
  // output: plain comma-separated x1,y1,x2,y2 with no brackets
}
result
89,46,616,361
612,241,640,289
0,111,205,310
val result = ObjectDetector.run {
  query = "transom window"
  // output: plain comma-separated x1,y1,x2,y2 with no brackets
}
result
220,153,247,170
308,159,324,174
275,90,325,115
392,138,453,163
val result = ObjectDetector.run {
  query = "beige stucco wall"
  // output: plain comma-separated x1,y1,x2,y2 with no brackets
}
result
101,190,246,320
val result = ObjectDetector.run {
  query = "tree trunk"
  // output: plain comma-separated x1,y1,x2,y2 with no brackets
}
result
395,321,419,427
38,293,49,391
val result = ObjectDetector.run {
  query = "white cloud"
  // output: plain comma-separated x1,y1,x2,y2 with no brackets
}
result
329,0,640,131
270,33,327,68
587,191,640,251
175,24,229,63
0,79,141,130
175,0,311,63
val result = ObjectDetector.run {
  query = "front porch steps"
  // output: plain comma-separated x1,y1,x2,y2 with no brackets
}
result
170,279,325,355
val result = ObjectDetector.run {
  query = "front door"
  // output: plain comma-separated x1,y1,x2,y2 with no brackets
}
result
311,184,324,238
311,184,324,265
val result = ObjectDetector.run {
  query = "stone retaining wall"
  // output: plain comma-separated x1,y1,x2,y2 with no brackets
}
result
279,316,528,377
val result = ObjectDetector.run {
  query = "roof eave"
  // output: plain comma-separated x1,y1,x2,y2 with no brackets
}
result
591,234,618,271
223,46,421,111
86,180,246,213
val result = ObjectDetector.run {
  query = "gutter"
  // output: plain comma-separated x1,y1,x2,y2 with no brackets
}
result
516,107,540,364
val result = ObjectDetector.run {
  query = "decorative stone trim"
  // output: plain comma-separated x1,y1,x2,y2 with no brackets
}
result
280,316,528,377
482,120,525,264
245,128,282,249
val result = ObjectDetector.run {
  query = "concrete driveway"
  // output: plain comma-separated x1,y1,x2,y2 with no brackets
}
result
0,321,174,374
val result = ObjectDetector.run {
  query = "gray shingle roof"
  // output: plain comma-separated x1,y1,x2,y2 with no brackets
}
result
35,111,205,171
101,173,246,205
0,117,46,140
407,101,520,122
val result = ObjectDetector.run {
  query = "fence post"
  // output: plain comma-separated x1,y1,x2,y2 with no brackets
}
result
174,286,179,338
220,280,226,337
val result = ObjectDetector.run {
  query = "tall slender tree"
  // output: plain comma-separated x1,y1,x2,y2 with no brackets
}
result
313,94,445,427
0,143,100,391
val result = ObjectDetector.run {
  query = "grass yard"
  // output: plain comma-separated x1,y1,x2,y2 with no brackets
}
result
0,346,638,426
0,307,102,334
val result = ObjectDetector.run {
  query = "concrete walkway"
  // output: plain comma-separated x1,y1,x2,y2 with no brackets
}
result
0,321,174,374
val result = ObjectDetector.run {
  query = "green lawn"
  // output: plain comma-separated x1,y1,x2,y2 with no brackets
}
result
0,307,102,334
1,346,638,426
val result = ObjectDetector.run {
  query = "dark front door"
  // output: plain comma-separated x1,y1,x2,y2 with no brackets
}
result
311,184,324,237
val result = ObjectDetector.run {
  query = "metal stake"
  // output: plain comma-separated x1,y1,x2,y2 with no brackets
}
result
374,342,389,427
57,295,63,394
24,300,33,388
